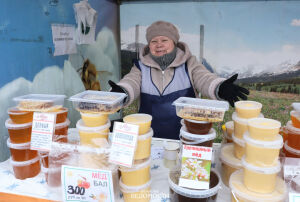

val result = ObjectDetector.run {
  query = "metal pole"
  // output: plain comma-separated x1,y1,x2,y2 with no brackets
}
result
135,24,139,59
200,24,204,63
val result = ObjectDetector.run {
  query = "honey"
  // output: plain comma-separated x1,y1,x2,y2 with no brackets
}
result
180,126,216,147
53,119,70,143
284,141,300,158
51,107,68,124
232,134,245,160
286,121,300,150
81,112,108,127
7,107,33,124
291,110,300,128
7,139,38,162
11,156,41,180
123,114,152,135
234,101,262,119
184,119,212,135
5,119,32,143
248,118,281,141
134,129,153,160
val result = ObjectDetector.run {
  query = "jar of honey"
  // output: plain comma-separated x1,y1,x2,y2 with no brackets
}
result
10,156,41,180
53,119,70,143
7,107,33,124
286,121,300,150
291,110,300,129
7,138,38,162
51,107,68,124
5,119,32,143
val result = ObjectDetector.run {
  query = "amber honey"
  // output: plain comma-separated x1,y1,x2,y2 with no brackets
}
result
7,139,38,161
7,107,33,124
284,141,300,158
286,121,300,150
54,119,69,136
51,107,68,124
291,110,300,128
5,119,32,143
11,156,41,180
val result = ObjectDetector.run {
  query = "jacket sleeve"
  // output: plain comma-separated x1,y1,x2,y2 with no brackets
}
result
188,56,225,100
117,65,141,106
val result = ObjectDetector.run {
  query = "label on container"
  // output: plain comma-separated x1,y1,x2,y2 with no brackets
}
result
109,122,138,167
289,193,300,202
179,145,213,190
30,112,56,151
61,165,114,202
283,157,300,180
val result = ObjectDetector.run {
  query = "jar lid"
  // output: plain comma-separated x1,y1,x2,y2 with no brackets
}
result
243,132,283,149
138,128,153,141
5,119,32,129
7,138,30,149
119,157,151,172
123,113,152,123
7,107,31,115
235,101,262,109
76,119,110,132
10,156,40,166
242,157,281,174
284,141,300,155
180,126,216,141
220,143,242,169
232,112,264,125
119,178,151,193
248,118,281,130
55,119,70,129
232,133,245,147
286,121,300,134
292,103,300,112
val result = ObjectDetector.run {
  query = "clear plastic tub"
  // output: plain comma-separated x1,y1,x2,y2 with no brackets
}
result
292,102,300,112
5,119,32,143
283,141,300,158
225,121,234,139
69,90,127,114
232,112,264,139
180,126,216,147
53,119,70,143
134,128,153,160
286,120,300,150
232,133,245,160
173,97,229,122
76,119,110,147
119,158,151,186
80,112,108,127
220,143,242,187
7,107,33,124
7,138,38,162
292,175,300,192
120,178,151,202
123,113,152,135
234,101,262,119
39,151,49,168
50,107,68,124
244,132,283,167
230,170,287,202
13,94,66,112
183,119,213,135
168,168,221,202
242,158,281,194
10,156,41,180
248,118,281,141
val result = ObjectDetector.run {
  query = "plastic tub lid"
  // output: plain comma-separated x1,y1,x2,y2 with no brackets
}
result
76,119,111,132
235,101,262,109
7,107,32,115
244,132,283,149
5,119,32,129
55,119,70,129
292,103,300,112
242,157,281,174
180,126,216,141
119,157,151,172
168,169,221,198
123,113,152,123
232,112,264,125
14,94,66,102
286,121,300,134
10,156,40,167
7,138,30,149
119,177,151,193
232,133,245,147
225,121,234,130
172,97,229,111
229,170,287,202
220,143,242,169
284,141,300,155
138,128,153,141
247,118,281,129
184,119,210,124
51,107,68,114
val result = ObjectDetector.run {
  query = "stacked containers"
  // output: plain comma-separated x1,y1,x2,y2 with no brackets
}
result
222,121,234,143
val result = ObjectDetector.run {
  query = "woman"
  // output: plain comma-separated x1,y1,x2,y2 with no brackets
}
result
109,21,248,139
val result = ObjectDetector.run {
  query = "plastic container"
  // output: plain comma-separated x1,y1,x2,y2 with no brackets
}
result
168,168,221,202
286,121,300,150
225,121,234,139
232,133,245,160
220,144,242,187
232,112,264,139
123,113,152,135
47,166,62,187
292,102,300,112
244,132,283,167
230,170,287,202
50,107,68,124
76,119,110,147
120,178,151,202
7,139,38,162
173,97,229,122
53,119,70,143
13,94,66,112
5,119,32,143
10,156,41,180
183,119,213,135
180,126,216,147
7,107,33,124
39,151,49,168
283,141,300,158
119,158,151,186
242,158,281,193
291,175,300,192
163,141,180,169
234,101,262,119
248,118,281,141
134,129,153,160
80,112,108,127
69,90,127,113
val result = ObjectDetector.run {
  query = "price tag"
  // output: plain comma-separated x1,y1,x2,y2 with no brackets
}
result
283,157,300,180
61,165,115,202
31,112,56,151
179,145,213,190
289,193,300,202
109,122,138,168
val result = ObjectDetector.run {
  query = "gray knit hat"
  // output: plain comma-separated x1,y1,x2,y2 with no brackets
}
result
146,21,180,44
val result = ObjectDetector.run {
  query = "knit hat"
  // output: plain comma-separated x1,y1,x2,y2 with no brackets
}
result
146,21,180,44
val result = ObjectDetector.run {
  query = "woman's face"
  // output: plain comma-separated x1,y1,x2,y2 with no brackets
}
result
149,36,175,57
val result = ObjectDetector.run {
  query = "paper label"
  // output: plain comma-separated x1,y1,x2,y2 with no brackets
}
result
31,112,56,151
52,24,77,56
61,165,114,202
109,122,138,167
284,165,300,177
151,146,164,160
179,145,213,189
290,193,300,202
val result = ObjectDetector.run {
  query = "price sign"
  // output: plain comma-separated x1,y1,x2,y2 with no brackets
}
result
109,122,138,168
290,193,300,202
31,112,56,151
61,165,115,202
